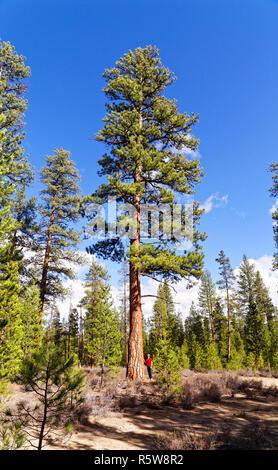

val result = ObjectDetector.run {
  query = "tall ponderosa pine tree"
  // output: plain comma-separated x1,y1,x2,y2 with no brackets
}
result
36,148,83,318
216,250,235,361
237,255,257,311
89,46,205,380
198,270,217,340
254,270,275,330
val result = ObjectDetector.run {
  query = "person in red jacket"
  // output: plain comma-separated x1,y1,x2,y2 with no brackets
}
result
144,354,153,380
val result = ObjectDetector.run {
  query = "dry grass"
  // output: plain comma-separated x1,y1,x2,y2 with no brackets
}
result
154,428,217,450
77,368,278,421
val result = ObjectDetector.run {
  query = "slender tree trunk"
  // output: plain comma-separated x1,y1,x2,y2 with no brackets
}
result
39,205,55,320
127,230,145,380
127,82,145,380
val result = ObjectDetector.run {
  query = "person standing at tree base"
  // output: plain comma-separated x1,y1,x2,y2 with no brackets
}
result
145,354,153,380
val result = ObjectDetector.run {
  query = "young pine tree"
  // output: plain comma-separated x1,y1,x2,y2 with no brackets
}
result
245,299,270,369
154,329,182,398
0,261,23,378
148,282,183,356
205,340,222,370
10,346,85,450
198,270,217,340
178,339,190,369
237,255,257,312
83,262,121,380
88,46,205,380
185,303,206,369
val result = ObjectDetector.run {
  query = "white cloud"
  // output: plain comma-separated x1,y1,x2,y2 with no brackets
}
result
56,279,86,319
180,146,201,159
200,193,228,214
169,141,201,160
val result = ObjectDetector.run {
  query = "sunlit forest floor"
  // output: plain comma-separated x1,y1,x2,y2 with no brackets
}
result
6,368,278,450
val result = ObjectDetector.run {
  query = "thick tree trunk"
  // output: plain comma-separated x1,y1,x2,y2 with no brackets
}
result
127,238,145,380
39,206,55,321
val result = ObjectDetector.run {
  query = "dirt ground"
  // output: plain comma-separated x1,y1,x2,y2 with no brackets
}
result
46,373,278,450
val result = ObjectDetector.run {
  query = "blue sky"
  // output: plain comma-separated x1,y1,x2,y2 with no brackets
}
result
1,0,278,306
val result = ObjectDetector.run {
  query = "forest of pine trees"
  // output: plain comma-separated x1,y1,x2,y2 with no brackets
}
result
1,40,278,408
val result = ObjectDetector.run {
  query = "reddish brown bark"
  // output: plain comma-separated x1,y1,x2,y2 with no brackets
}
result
127,225,145,380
